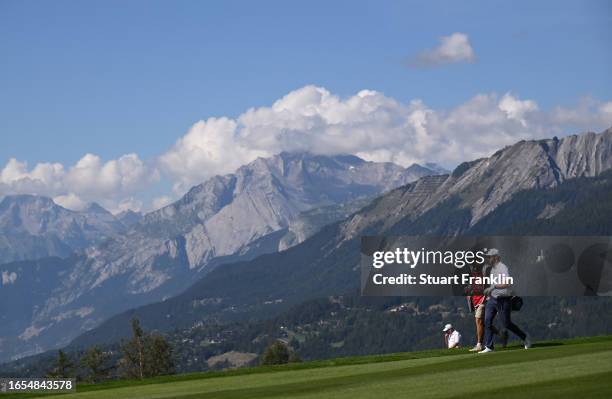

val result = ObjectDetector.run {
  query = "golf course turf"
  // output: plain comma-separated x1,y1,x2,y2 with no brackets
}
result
5,335,612,399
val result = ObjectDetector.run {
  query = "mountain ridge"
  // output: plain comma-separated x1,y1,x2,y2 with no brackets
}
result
63,128,612,349
0,195,128,263
0,153,442,362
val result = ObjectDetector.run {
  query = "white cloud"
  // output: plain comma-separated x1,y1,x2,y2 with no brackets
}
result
159,118,267,194
408,32,476,68
498,93,538,126
549,97,612,128
0,153,158,212
53,193,87,211
3,86,611,208
64,153,156,198
152,195,174,210
114,197,144,214
0,159,65,194
159,86,612,192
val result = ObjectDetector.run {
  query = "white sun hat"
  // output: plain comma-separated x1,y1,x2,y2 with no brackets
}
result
442,323,452,332
485,248,499,256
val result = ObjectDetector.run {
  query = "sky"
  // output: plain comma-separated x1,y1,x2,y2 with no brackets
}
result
1,0,611,212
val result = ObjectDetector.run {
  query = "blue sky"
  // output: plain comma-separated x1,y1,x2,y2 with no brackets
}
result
1,0,611,211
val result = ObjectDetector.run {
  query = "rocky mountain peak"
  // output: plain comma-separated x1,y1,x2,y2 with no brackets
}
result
83,202,112,215
115,210,143,227
0,194,57,210
440,128,612,222
340,127,612,240
0,195,125,262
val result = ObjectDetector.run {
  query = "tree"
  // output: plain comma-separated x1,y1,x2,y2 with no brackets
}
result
119,318,175,379
261,341,290,365
47,350,73,378
147,333,174,376
119,318,146,379
80,346,110,383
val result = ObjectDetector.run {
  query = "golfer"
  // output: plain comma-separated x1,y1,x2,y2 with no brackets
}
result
443,324,461,349
465,262,499,352
479,249,531,353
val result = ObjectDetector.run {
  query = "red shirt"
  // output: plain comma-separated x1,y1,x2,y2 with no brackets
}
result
471,294,485,307
469,269,485,307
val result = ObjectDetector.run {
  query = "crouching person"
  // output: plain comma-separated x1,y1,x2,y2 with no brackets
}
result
443,324,461,349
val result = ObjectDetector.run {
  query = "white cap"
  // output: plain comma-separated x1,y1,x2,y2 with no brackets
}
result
442,323,452,332
485,248,499,256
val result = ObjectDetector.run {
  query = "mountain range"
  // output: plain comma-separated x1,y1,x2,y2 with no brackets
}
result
0,153,443,362
65,128,612,351
0,196,141,263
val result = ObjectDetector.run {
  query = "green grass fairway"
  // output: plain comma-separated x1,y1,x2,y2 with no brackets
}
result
10,336,612,399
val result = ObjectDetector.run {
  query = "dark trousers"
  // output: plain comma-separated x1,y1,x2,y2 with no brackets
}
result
484,296,526,349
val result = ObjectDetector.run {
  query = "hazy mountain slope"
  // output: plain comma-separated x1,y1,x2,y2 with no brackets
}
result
277,196,374,250
76,153,438,298
68,128,612,347
115,210,142,227
0,153,440,362
0,256,79,358
0,195,126,263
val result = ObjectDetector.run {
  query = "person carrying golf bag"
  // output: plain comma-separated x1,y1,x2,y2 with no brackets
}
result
479,248,531,353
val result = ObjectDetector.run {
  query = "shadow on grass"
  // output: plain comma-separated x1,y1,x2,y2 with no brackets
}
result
532,342,564,348
449,371,612,399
